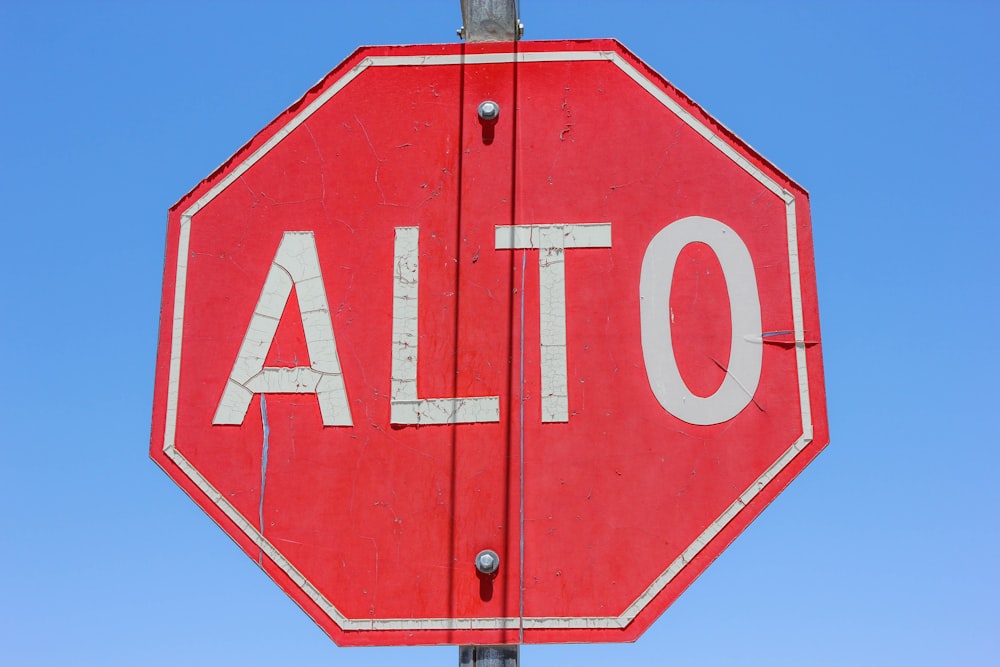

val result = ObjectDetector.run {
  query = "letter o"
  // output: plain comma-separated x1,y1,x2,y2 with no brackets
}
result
639,216,762,425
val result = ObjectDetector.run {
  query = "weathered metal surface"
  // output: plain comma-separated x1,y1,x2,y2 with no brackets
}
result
460,0,521,42
460,645,519,667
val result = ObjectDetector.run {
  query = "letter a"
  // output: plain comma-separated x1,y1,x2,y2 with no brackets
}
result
214,231,352,426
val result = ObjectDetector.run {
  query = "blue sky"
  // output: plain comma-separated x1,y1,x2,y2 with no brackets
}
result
1,1,997,665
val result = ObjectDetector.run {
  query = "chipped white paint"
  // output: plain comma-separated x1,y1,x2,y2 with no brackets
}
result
496,223,612,421
390,226,500,424
163,49,816,633
640,216,763,425
214,232,352,426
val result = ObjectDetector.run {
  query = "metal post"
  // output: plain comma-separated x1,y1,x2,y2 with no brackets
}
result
457,3,521,665
458,0,523,42
459,645,520,667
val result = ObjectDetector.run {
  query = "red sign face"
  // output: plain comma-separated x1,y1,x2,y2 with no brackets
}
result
151,39,828,646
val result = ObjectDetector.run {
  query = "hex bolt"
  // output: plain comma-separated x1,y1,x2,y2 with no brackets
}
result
477,100,500,122
475,549,500,575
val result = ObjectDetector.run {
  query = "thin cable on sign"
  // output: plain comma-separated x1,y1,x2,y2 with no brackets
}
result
507,34,525,646
518,244,526,645
258,395,270,566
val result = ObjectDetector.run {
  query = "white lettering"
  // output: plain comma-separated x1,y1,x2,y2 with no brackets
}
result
495,223,612,422
639,216,762,425
214,232,352,426
390,226,500,424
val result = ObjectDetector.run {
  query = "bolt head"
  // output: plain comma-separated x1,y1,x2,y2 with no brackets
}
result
477,100,500,122
475,549,499,575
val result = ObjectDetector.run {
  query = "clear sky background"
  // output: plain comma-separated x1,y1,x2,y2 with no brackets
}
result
1,1,997,665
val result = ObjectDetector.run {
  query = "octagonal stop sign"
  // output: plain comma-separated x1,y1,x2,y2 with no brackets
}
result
151,39,828,646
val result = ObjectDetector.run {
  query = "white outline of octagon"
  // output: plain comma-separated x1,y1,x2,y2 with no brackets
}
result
162,48,815,633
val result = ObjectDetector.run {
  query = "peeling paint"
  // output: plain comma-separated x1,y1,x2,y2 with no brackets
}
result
389,226,500,424
496,223,612,422
214,232,353,427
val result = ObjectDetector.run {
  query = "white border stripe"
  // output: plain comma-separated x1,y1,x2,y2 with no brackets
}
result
165,49,814,633
786,199,814,438
164,214,190,458
619,435,811,622
365,51,614,68
606,53,793,203
182,62,372,220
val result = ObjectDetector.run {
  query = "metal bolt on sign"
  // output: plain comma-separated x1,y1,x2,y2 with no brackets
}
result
475,549,501,575
477,100,500,122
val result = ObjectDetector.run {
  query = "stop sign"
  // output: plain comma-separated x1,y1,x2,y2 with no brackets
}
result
151,39,828,646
